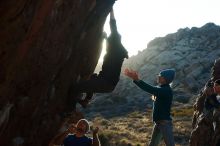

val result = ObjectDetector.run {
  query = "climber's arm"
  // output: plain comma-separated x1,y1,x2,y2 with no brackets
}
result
110,9,115,20
109,9,118,33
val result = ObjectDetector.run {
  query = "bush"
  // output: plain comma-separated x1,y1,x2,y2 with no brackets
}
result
172,107,194,117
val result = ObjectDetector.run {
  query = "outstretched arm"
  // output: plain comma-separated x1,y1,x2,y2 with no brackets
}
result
133,80,161,95
109,9,117,33
110,9,115,20
124,68,161,95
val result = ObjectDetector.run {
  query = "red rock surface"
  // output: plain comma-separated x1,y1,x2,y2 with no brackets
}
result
0,0,115,145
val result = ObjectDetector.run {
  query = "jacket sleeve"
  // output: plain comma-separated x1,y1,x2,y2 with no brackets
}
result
133,80,161,95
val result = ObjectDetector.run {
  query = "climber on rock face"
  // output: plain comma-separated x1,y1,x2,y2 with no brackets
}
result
68,8,128,108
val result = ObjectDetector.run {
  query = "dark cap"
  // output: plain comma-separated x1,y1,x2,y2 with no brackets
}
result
159,69,176,83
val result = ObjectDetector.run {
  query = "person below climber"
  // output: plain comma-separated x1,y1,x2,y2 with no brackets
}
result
124,68,175,146
50,119,100,146
204,79,220,111
69,8,128,108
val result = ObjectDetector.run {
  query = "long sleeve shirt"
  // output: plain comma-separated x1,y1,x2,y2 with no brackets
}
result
133,80,173,122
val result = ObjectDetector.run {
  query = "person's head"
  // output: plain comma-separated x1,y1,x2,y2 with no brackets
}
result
214,79,220,94
157,69,175,85
75,119,90,136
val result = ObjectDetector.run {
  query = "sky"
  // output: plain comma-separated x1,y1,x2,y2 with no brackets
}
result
99,0,220,62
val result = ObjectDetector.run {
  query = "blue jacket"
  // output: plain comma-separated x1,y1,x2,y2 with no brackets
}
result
134,80,173,122
64,134,92,146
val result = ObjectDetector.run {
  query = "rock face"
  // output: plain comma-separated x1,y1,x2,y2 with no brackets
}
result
190,59,220,146
0,0,115,145
91,23,220,117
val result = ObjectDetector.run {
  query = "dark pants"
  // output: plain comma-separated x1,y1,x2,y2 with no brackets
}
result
68,74,117,101
70,50,125,99
76,77,116,94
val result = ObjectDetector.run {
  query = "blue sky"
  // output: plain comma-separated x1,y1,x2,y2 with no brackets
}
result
99,0,220,61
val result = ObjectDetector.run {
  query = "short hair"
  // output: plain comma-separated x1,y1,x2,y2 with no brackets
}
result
215,79,220,85
76,119,90,133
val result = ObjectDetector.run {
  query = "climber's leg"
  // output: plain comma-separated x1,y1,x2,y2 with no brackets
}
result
77,77,116,93
76,77,117,108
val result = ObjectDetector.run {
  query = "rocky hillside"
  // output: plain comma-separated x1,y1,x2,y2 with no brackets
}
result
85,23,220,117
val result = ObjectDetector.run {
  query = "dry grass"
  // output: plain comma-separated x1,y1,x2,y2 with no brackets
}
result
88,106,193,146
172,106,194,117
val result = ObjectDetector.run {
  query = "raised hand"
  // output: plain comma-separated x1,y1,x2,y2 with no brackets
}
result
92,127,99,135
124,68,139,81
67,124,76,134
